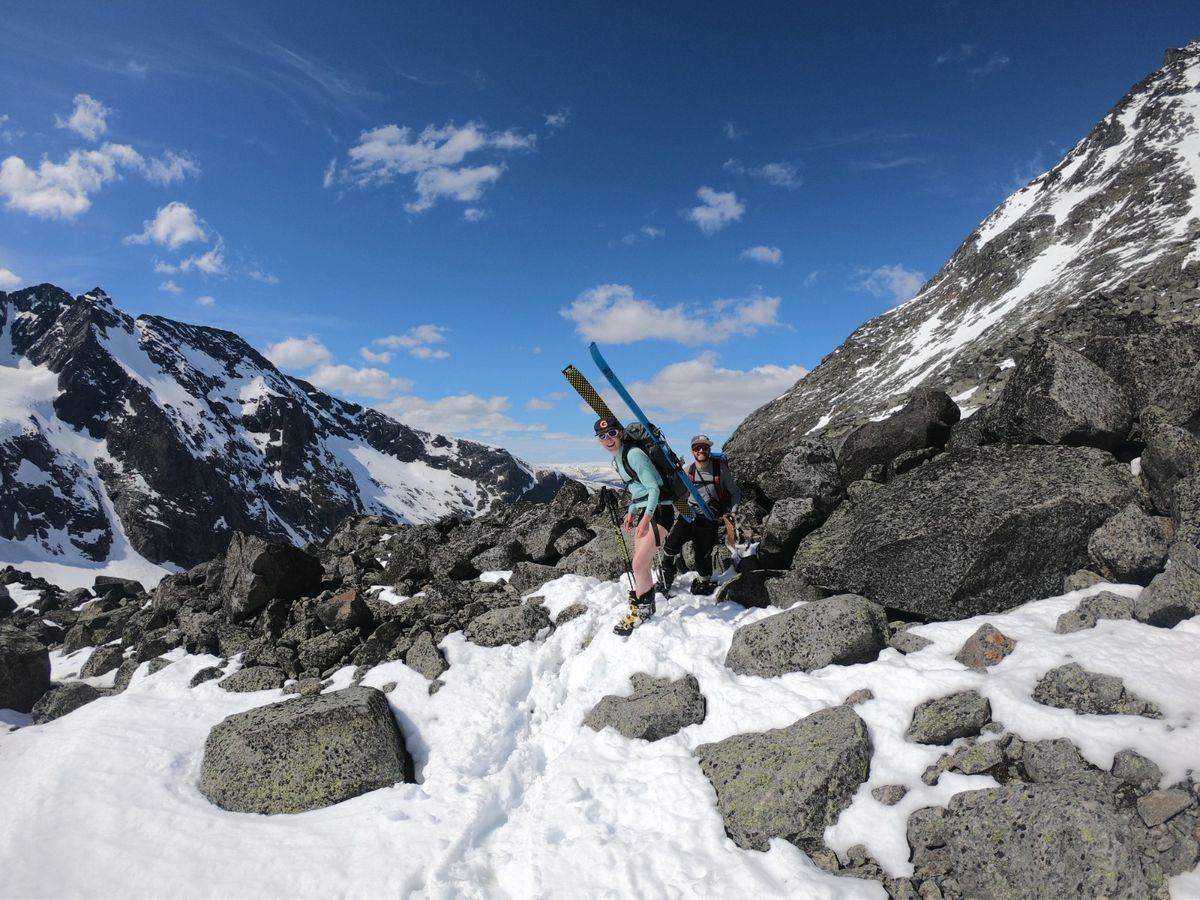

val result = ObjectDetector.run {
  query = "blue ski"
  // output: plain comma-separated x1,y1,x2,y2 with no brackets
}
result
589,342,716,521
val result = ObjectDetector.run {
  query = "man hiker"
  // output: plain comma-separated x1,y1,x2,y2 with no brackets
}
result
662,434,741,595
594,416,675,635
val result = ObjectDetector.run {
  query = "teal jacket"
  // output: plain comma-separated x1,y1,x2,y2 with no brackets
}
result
615,446,663,513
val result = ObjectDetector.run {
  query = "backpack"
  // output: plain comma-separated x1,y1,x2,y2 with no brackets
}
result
618,421,690,506
688,453,732,512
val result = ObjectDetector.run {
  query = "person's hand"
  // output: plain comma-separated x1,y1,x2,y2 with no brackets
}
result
636,514,651,538
622,512,633,532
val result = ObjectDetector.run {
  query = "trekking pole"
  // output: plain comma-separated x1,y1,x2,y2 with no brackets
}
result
601,488,637,599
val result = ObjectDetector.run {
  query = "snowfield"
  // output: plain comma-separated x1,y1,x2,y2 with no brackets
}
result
2,573,1200,899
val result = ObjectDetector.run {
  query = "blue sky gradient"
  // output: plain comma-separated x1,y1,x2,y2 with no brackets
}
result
1,2,1197,462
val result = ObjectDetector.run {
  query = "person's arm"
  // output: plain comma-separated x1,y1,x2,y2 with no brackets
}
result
627,447,662,511
723,458,743,512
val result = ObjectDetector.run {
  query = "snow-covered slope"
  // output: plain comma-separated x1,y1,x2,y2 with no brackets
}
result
0,285,555,585
1,573,1198,897
729,40,1200,470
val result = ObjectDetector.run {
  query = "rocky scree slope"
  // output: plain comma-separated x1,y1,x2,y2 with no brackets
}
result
0,284,560,570
728,40,1200,487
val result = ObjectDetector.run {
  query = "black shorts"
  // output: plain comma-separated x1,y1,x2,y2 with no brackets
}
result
631,505,676,530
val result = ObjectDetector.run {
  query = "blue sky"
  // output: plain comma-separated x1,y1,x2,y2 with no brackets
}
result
1,2,1196,464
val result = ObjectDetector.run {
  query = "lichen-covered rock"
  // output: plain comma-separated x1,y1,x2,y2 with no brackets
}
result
1087,502,1172,584
198,686,412,814
1134,542,1200,628
403,631,447,682
954,623,1016,669
791,445,1141,620
189,666,225,688
1021,738,1091,783
31,681,103,723
1111,749,1163,790
79,643,125,678
1140,413,1200,514
315,589,372,631
695,705,870,851
1033,662,1162,718
983,338,1133,450
907,690,991,745
218,666,286,693
0,626,51,712
222,532,323,622
908,782,1153,898
835,388,960,485
297,630,360,673
464,602,551,647
1057,590,1136,633
757,497,823,568
724,594,887,677
506,561,562,596
584,674,705,741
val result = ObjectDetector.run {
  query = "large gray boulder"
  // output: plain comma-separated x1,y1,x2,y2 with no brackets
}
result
0,627,52,712
906,690,991,745
584,674,705,741
791,445,1142,620
222,532,324,622
724,594,887,677
464,602,551,647
1134,541,1200,628
1140,413,1200,514
198,686,412,814
757,497,824,568
754,437,843,509
1082,318,1200,430
983,338,1132,450
836,388,960,485
695,705,871,851
31,681,103,723
908,782,1154,898
1086,503,1172,585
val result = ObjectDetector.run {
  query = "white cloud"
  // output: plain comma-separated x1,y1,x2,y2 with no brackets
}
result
858,264,927,303
684,186,744,235
179,241,226,275
0,143,143,218
153,259,178,274
307,364,413,399
360,347,392,364
971,53,1010,79
936,44,976,65
376,393,528,434
723,158,801,189
544,107,570,129
375,324,449,358
265,335,334,370
196,295,215,307
55,94,111,141
337,121,535,213
248,269,280,285
125,201,207,249
0,114,22,145
143,151,199,185
723,122,744,141
525,392,565,411
322,159,338,189
158,279,181,294
619,225,665,246
741,245,782,265
0,267,22,290
560,283,781,345
462,207,489,222
629,352,808,431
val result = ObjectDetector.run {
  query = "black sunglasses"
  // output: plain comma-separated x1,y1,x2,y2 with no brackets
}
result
597,428,620,440
692,445,711,452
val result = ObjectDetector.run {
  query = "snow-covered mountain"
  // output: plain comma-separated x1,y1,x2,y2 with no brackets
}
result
0,284,558,582
729,40,1200,474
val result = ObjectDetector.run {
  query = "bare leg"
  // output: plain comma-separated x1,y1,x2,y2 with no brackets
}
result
632,522,669,596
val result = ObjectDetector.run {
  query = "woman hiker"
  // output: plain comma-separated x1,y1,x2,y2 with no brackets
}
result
595,416,675,635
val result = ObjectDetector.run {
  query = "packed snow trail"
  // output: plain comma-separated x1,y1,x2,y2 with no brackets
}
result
2,573,1200,898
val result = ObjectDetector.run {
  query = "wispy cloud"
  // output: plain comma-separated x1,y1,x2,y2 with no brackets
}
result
723,158,801,189
158,279,182,295
544,107,570,129
723,121,745,141
55,94,111,141
374,324,450,359
629,352,808,431
334,121,536,213
741,245,782,265
178,240,226,275
684,186,744,235
936,43,1009,79
856,264,926,303
849,156,930,171
936,44,976,65
360,347,392,364
0,114,22,145
619,225,665,246
970,53,1010,79
561,283,780,345
248,269,280,285
196,295,215,307
0,267,22,290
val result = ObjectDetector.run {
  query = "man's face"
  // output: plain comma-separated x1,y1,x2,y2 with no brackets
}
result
692,443,710,461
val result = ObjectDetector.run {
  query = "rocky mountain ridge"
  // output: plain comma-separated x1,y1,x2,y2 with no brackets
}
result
0,284,559,573
728,39,1200,479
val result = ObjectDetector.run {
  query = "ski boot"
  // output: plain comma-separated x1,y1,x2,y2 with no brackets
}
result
691,577,717,596
613,590,657,636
